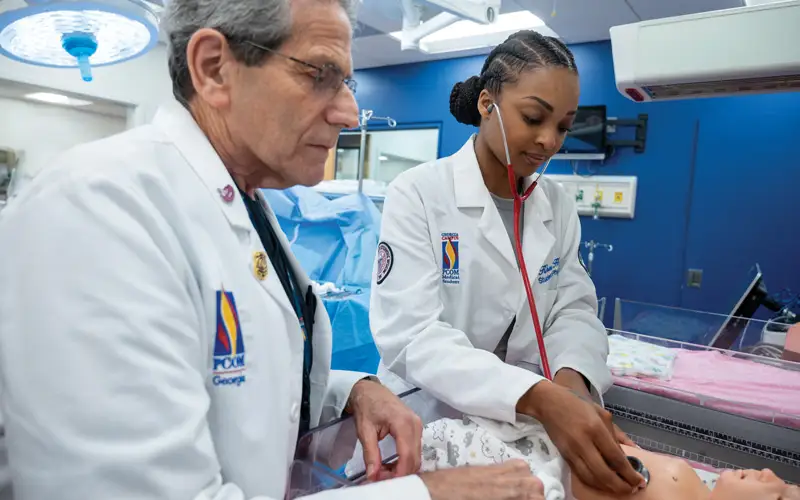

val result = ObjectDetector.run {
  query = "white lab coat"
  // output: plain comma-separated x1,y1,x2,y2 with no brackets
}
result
370,137,611,425
0,101,428,500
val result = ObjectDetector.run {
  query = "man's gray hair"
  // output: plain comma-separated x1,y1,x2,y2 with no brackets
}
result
162,0,359,104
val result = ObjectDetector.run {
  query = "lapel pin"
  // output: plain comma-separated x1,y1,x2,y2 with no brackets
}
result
253,251,268,280
219,185,235,204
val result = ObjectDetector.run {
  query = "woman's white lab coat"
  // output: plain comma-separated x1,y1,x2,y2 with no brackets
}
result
0,102,428,500
370,137,611,425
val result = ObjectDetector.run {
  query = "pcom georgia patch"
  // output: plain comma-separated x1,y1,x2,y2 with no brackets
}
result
376,242,394,285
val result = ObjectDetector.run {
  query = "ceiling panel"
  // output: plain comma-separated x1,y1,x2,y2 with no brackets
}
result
0,78,129,117
513,0,640,43
625,0,745,20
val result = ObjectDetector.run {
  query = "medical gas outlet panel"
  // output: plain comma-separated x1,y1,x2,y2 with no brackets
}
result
547,175,638,219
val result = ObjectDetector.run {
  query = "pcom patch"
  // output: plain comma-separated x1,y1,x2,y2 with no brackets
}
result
376,242,394,285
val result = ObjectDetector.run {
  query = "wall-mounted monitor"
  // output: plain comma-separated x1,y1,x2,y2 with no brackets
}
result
553,105,607,161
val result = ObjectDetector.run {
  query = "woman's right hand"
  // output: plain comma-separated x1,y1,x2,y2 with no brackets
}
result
420,460,544,500
518,381,645,496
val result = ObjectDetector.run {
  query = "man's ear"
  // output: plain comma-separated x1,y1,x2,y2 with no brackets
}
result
186,28,237,109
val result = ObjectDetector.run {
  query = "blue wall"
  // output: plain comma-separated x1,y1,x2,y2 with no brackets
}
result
354,41,800,316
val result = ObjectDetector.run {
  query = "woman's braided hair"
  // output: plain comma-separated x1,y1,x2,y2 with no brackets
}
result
449,30,578,126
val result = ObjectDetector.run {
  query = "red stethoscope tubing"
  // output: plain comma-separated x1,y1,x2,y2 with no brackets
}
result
507,164,553,381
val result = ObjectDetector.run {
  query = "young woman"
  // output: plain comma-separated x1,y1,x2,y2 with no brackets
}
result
370,30,642,495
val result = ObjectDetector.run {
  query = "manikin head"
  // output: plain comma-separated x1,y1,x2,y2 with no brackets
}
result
449,30,579,181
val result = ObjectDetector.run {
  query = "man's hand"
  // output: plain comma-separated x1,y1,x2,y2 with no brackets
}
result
420,460,544,500
346,379,422,482
553,369,636,447
517,381,645,496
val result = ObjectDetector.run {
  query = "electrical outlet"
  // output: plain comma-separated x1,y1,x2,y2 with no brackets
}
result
687,269,703,288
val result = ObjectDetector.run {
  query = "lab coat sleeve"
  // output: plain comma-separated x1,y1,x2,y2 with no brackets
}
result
370,180,545,424
303,476,430,500
319,370,374,423
0,173,430,500
544,204,612,402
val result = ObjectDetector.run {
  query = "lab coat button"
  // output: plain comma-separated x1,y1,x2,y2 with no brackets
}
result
290,402,300,422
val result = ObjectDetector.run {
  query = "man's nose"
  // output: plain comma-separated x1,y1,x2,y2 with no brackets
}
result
328,87,359,130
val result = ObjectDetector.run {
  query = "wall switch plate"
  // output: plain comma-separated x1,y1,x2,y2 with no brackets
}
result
687,269,703,288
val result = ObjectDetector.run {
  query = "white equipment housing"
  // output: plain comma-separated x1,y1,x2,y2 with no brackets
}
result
398,0,500,51
610,0,800,101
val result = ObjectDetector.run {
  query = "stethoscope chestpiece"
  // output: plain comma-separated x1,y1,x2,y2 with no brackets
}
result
627,456,650,486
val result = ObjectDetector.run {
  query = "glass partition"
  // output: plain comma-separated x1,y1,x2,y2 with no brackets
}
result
612,298,792,354
334,127,440,186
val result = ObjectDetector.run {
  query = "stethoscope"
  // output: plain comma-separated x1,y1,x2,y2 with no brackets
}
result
487,101,554,380
487,102,651,487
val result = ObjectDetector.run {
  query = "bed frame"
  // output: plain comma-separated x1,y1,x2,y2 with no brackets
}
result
606,384,800,483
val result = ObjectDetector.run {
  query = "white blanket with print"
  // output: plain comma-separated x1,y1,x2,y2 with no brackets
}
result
420,415,570,500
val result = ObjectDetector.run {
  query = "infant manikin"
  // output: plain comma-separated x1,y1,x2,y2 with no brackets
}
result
420,415,798,500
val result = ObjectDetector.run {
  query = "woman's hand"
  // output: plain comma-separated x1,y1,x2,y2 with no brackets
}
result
517,381,645,496
552,369,637,447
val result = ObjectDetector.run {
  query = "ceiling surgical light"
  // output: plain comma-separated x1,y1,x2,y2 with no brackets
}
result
0,1,160,82
390,10,558,54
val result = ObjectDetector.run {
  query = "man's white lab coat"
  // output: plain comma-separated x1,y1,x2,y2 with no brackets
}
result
0,102,428,500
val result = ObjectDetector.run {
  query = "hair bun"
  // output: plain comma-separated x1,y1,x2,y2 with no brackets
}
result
449,76,483,127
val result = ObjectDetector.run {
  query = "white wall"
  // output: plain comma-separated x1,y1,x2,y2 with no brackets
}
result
0,97,127,189
0,44,172,128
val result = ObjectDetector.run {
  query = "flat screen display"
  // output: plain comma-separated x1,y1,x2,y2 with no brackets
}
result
559,105,607,155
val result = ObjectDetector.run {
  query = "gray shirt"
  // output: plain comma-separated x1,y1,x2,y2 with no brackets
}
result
490,193,524,361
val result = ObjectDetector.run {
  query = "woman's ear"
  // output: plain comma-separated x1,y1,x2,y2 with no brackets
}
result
478,90,494,120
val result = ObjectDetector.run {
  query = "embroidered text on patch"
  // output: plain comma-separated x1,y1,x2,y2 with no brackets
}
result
441,233,460,284
213,290,247,387
538,257,560,284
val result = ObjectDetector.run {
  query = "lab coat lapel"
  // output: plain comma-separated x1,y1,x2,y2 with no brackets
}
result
152,100,252,233
251,192,303,319
453,137,518,269
518,176,555,311
258,193,333,399
153,101,297,319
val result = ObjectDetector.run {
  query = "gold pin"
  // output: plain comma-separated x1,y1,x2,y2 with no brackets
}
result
253,251,268,280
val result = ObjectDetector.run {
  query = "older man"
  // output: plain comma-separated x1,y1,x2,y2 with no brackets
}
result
0,0,544,499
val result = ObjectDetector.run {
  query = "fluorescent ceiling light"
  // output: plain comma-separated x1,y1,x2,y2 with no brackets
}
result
390,11,556,54
25,92,92,106
379,155,389,161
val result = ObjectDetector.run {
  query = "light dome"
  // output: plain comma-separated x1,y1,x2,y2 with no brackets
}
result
0,1,160,81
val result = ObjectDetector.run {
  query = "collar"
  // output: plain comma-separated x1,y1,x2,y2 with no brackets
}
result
152,99,253,232
452,135,553,223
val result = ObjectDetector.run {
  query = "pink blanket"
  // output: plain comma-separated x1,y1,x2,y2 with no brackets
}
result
614,350,800,429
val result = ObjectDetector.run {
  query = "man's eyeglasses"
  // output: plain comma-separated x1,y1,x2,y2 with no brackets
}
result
245,40,357,96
